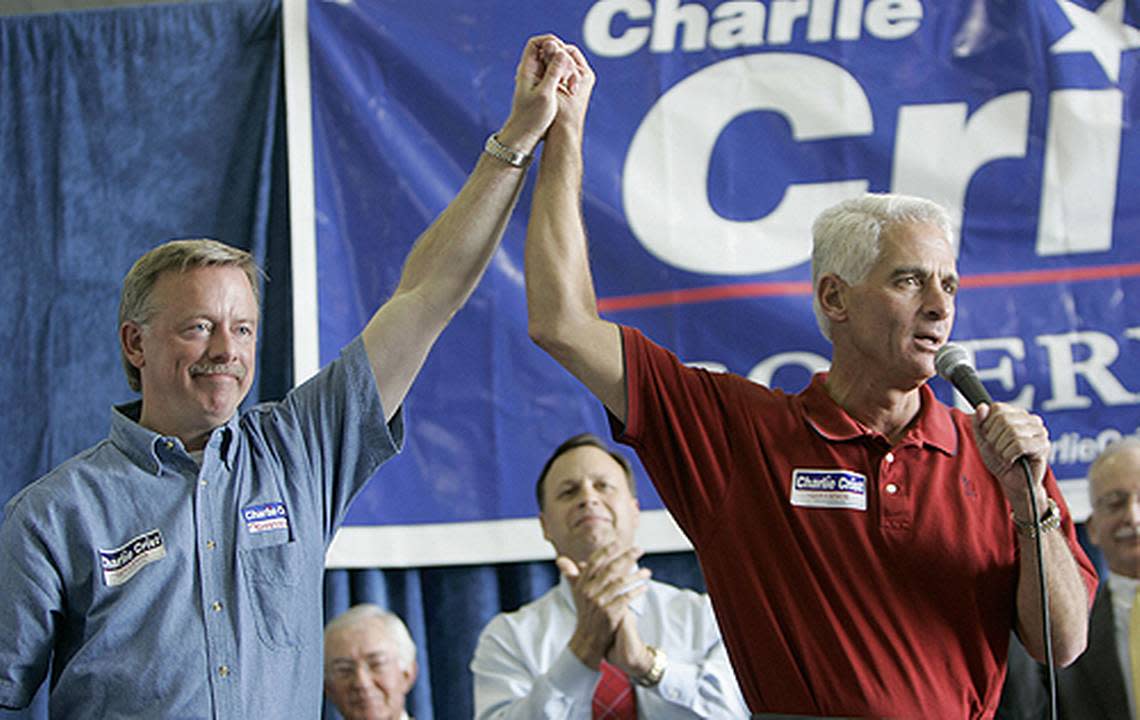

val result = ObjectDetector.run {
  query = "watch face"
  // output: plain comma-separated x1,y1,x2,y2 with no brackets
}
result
1013,499,1061,538
636,646,666,686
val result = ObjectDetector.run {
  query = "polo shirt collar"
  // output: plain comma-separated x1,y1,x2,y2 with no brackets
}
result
110,401,239,474
801,373,959,455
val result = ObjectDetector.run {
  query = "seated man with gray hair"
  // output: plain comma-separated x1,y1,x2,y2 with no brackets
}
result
324,604,418,720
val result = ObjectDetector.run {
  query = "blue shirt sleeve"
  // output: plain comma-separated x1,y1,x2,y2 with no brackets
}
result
0,483,65,708
242,335,404,543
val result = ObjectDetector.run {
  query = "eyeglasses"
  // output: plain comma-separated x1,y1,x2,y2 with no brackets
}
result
327,655,397,682
1093,490,1140,515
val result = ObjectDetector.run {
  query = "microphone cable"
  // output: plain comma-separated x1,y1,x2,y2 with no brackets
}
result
936,343,1057,720
1018,455,1057,720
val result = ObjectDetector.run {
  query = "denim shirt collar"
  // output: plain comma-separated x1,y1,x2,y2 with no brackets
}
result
109,400,239,475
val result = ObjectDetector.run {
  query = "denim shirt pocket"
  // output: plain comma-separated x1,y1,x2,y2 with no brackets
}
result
239,538,302,650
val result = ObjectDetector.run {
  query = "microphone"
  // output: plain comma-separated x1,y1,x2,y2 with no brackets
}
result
934,343,992,409
936,342,1058,720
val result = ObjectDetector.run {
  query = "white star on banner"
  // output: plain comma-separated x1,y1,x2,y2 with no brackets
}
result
1051,0,1140,83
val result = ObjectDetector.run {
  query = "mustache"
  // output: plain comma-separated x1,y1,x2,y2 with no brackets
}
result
1113,525,1140,541
189,362,247,380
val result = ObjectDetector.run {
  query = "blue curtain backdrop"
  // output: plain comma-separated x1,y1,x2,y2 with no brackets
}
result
0,0,292,716
0,3,710,720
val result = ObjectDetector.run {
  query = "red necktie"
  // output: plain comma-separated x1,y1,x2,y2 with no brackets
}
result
592,660,638,720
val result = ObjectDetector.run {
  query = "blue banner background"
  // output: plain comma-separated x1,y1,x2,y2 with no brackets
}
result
309,0,1140,528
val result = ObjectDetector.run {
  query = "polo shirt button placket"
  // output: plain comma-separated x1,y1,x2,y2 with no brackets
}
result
195,445,229,703
882,451,898,495
880,449,910,529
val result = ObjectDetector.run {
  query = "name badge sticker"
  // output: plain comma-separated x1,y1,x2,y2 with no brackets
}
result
98,529,167,587
242,501,290,534
790,469,867,511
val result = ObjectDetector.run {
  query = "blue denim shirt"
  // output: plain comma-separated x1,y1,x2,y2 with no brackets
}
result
0,337,402,719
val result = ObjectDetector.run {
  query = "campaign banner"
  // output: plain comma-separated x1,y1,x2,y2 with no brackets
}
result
303,0,1140,565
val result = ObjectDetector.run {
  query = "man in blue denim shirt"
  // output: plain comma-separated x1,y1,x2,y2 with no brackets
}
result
0,34,583,720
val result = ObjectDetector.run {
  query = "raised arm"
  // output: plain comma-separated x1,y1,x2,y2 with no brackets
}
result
524,41,627,422
362,36,574,420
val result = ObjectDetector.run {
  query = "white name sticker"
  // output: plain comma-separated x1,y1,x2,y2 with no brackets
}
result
98,529,167,587
790,469,867,511
242,501,289,535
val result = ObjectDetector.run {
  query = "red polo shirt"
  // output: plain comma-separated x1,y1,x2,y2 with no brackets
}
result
615,327,1096,718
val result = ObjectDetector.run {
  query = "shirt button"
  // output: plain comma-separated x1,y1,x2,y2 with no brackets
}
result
218,665,230,678
200,478,208,487
885,483,899,495
206,540,217,550
885,452,895,463
211,601,223,612
164,440,175,450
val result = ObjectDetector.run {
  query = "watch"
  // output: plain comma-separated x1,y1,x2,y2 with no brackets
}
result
634,645,668,687
483,133,532,168
1011,497,1062,539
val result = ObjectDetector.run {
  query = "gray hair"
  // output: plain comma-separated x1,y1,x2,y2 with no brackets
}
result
118,239,262,392
810,193,953,341
1088,437,1140,505
324,604,417,671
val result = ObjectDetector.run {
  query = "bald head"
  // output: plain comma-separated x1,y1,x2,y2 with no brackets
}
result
1086,439,1140,579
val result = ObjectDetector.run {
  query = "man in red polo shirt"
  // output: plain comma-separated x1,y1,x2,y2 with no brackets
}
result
523,36,1096,718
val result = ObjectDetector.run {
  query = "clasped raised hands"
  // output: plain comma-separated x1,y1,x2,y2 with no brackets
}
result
557,543,651,672
498,34,596,154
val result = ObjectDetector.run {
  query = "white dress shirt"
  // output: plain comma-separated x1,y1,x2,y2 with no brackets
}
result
1108,571,1140,717
470,575,749,719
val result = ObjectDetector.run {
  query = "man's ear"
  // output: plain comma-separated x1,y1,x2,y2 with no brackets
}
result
539,512,551,543
817,274,849,325
402,659,419,692
120,321,146,370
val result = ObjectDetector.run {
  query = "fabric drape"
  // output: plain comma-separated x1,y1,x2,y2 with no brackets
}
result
0,1,287,717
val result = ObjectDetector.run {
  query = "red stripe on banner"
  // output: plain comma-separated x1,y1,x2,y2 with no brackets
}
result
596,262,1140,313
597,282,813,312
957,263,1140,288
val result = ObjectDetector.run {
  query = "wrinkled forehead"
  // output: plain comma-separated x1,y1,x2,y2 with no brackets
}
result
875,221,957,269
147,266,260,313
327,622,396,659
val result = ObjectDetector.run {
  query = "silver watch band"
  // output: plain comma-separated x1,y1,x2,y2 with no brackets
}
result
483,133,532,168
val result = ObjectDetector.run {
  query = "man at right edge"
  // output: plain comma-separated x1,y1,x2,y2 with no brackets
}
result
523,36,1096,718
